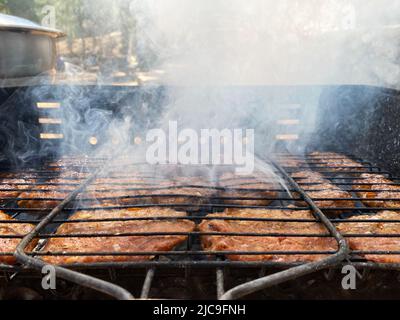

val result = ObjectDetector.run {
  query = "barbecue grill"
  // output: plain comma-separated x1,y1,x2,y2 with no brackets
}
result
1,84,400,300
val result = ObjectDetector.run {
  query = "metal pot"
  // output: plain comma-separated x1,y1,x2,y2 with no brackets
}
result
0,13,65,81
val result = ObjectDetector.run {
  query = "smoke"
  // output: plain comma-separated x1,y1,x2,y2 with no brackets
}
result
126,0,400,159
4,0,400,173
134,0,400,87
59,0,400,167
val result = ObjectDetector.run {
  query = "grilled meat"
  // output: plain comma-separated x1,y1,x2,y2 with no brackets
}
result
218,184,278,207
308,151,346,159
78,189,149,207
291,171,327,184
276,157,304,168
41,208,195,264
292,171,355,214
353,173,393,189
218,172,278,206
86,178,170,191
0,173,36,179
93,177,166,185
0,191,21,205
0,178,37,185
48,158,100,167
87,177,216,209
163,165,216,181
33,182,79,192
353,173,400,208
374,191,400,209
128,176,216,210
173,176,216,187
0,175,73,208
145,186,215,211
0,211,36,264
17,177,173,209
307,152,365,173
296,185,356,212
336,211,400,263
0,183,33,191
218,171,274,183
18,177,215,210
199,208,337,262
17,191,70,209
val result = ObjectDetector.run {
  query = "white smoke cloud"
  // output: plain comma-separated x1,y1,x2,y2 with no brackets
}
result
37,0,400,164
134,0,400,88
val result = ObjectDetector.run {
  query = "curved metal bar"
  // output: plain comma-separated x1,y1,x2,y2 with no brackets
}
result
220,160,349,300
140,268,155,299
14,169,134,300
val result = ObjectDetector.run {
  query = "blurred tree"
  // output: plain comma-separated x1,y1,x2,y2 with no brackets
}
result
35,0,84,46
119,0,137,68
2,0,38,21
0,0,9,13
0,0,143,79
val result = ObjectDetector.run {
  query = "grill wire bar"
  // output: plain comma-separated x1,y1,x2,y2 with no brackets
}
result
140,268,155,299
2,153,400,299
216,267,225,299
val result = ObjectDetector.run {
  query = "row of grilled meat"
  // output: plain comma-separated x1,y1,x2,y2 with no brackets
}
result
1,152,400,265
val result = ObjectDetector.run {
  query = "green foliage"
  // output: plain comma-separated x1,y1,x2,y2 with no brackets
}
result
0,0,39,21
35,0,84,37
0,0,9,13
1,0,87,35
0,0,136,37
0,0,141,68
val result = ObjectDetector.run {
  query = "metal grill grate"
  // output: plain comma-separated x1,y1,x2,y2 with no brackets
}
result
1,153,400,299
